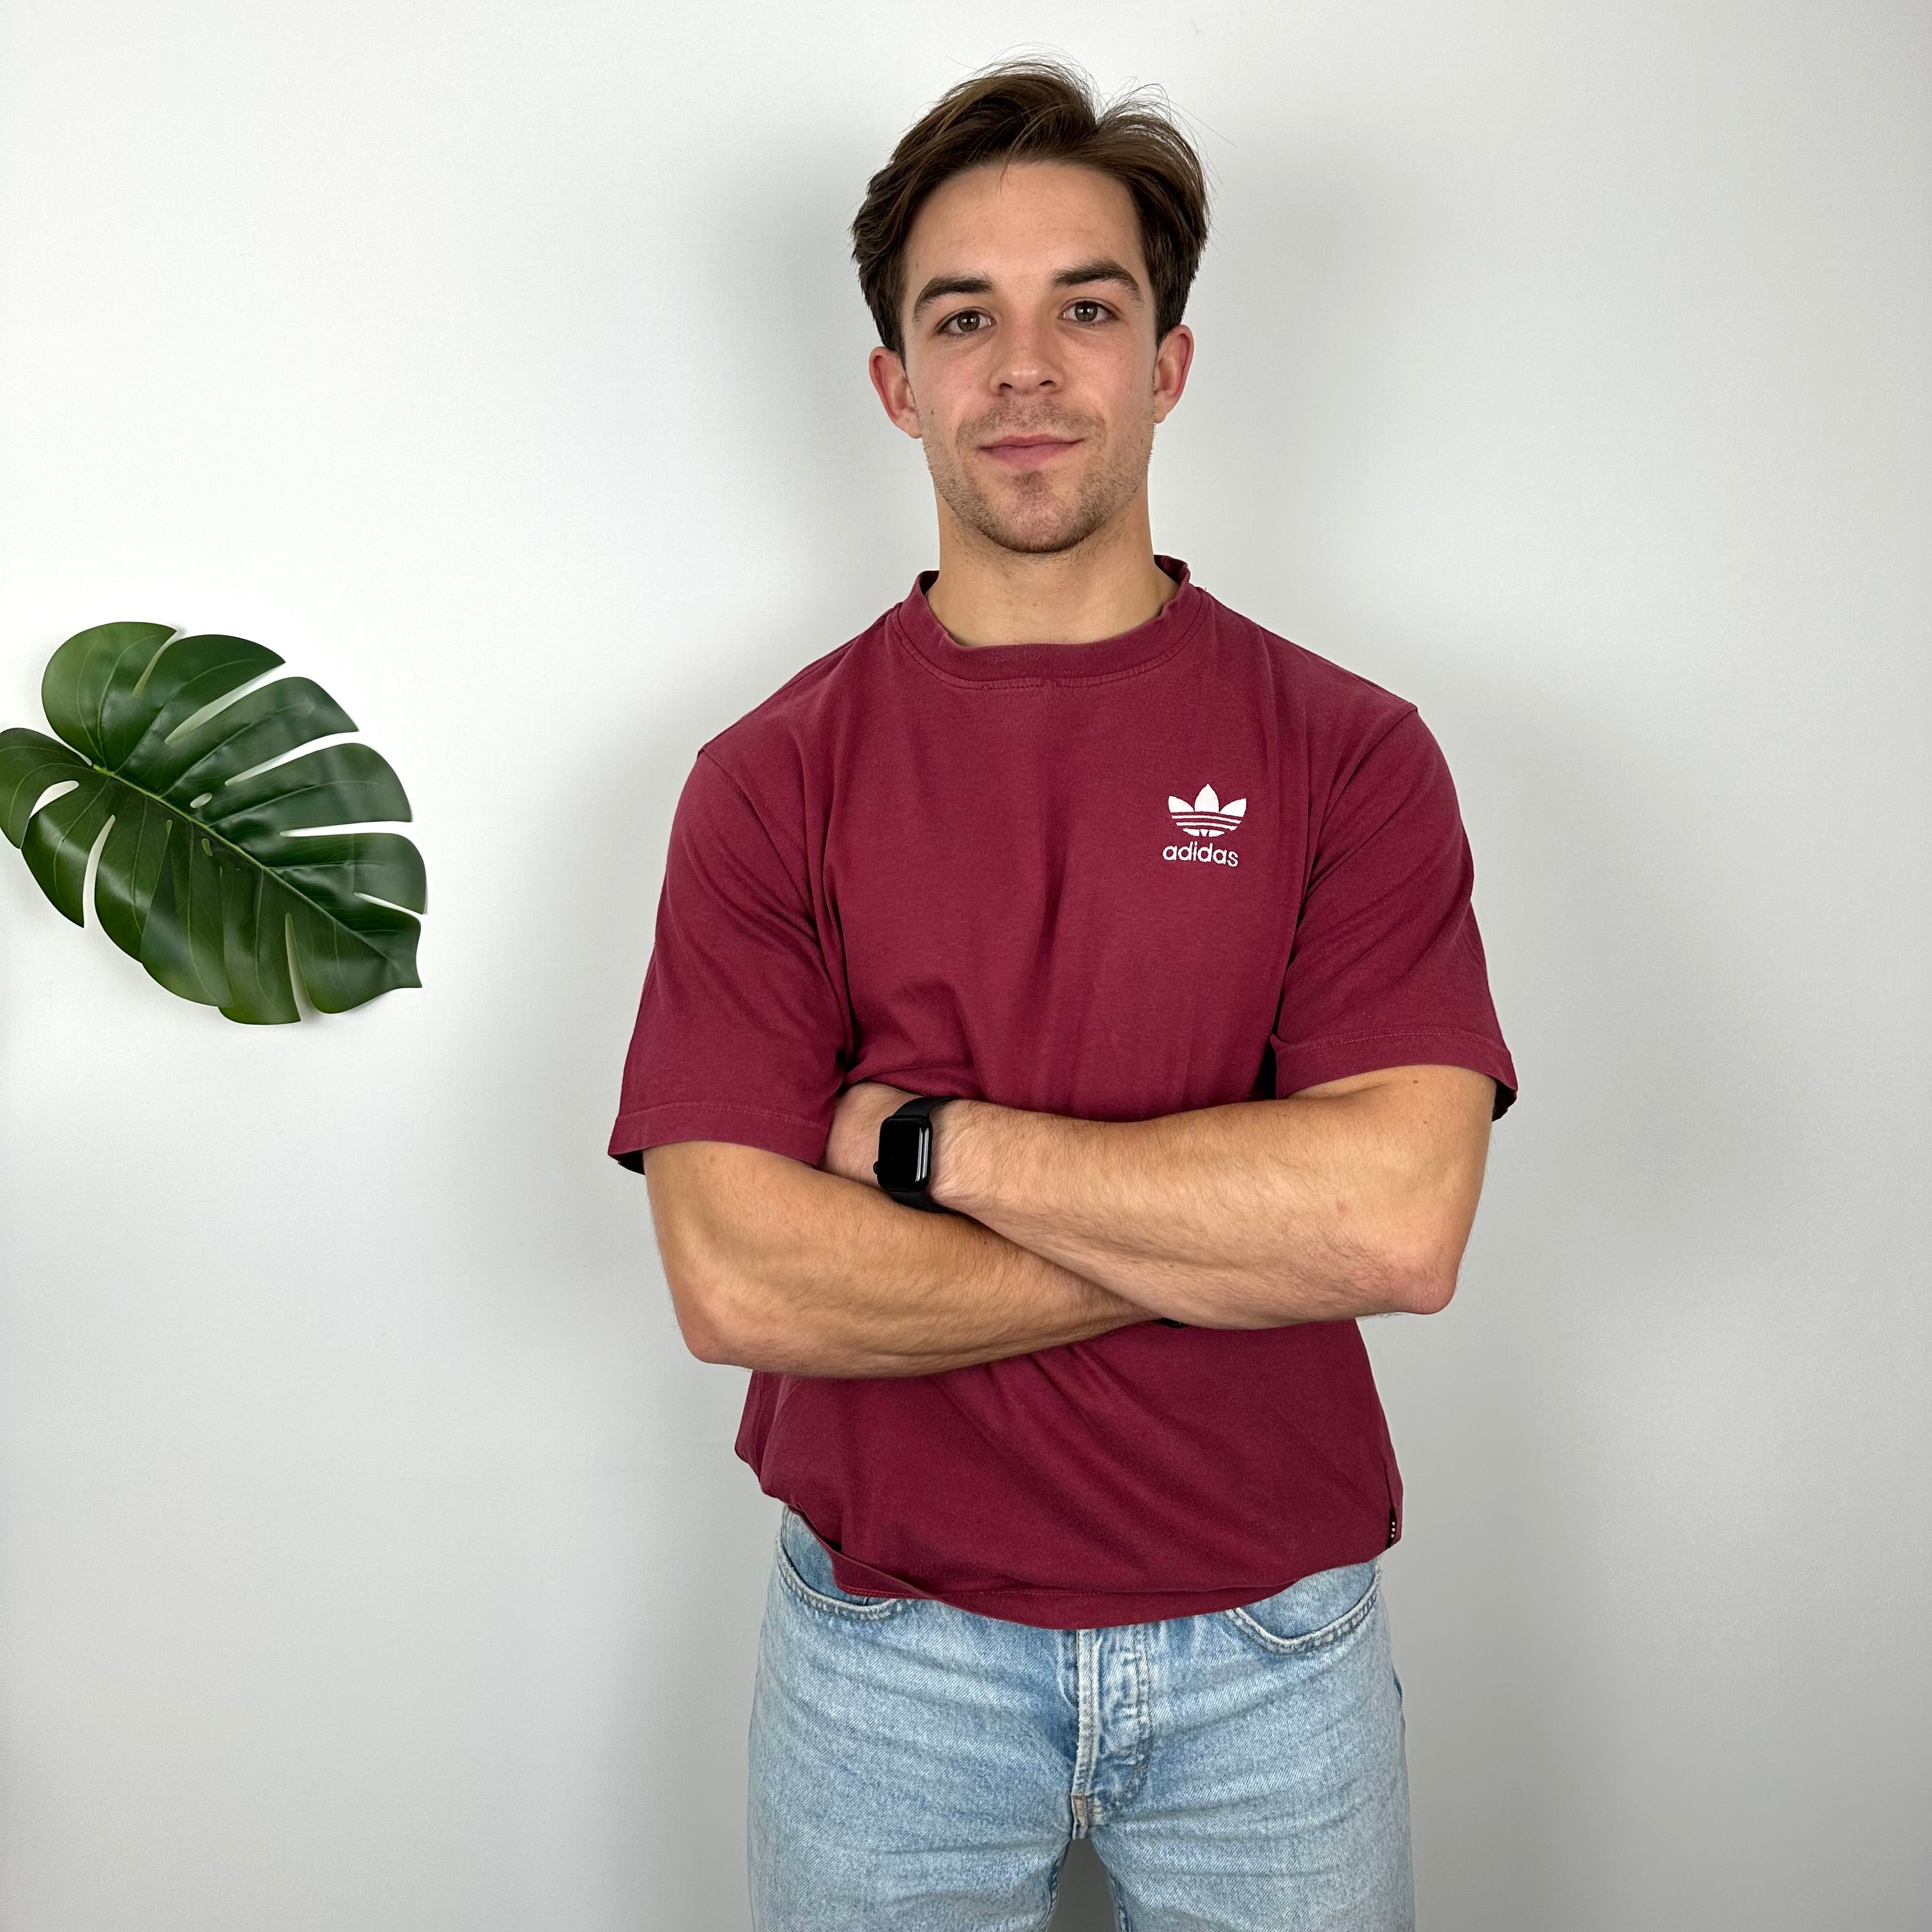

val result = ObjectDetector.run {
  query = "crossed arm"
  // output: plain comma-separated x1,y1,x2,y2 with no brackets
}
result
640,1064,1497,1379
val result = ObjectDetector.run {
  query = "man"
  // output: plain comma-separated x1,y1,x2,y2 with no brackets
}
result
610,58,1517,1932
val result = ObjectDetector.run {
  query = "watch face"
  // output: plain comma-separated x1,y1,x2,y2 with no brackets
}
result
876,1116,932,1193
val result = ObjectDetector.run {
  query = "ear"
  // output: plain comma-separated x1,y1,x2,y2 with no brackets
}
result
1151,323,1195,425
868,345,924,440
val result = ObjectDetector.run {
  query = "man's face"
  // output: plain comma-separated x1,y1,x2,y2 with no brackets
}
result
869,161,1192,556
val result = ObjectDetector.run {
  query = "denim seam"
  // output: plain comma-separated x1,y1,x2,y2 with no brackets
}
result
1114,1623,1154,1818
1070,1629,1101,1835
1222,1567,1381,1657
772,1525,915,1623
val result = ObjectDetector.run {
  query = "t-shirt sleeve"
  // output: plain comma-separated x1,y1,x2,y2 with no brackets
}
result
1271,708,1518,1119
608,748,849,1170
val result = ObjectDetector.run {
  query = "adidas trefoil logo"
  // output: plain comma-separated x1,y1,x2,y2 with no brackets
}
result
1163,784,1246,868
1168,785,1246,837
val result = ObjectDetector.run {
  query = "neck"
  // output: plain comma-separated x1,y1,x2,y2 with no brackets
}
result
924,492,1177,648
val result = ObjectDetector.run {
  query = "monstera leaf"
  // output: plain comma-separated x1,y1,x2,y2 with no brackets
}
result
0,622,424,1023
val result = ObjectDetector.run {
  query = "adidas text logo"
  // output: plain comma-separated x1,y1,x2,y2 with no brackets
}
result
1163,785,1245,867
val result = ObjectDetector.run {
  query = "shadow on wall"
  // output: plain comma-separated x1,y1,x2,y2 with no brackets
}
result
1048,1839,1115,1929
452,144,930,1285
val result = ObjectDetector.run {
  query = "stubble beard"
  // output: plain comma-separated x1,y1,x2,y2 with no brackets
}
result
923,406,1154,557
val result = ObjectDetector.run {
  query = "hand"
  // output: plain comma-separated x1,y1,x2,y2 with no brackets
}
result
818,1080,916,1188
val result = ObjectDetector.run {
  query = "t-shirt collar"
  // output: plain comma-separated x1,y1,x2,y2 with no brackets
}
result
890,556,1204,686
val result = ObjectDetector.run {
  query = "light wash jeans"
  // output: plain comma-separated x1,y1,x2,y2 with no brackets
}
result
748,1505,1413,1931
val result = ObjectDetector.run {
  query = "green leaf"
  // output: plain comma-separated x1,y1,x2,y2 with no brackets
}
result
0,623,425,1023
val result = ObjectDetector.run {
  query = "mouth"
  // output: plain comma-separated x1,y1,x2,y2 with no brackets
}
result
978,434,1083,470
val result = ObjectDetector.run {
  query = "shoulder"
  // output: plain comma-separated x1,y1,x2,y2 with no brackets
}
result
693,606,893,797
1201,590,1423,756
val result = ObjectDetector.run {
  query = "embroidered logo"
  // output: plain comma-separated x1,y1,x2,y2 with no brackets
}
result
1167,785,1246,838
1163,785,1245,867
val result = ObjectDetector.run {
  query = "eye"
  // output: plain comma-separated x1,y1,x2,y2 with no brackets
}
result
1065,299,1111,324
939,309,989,336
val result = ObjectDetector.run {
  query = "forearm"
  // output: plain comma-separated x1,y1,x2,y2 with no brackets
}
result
643,1140,1151,1377
930,1070,1491,1326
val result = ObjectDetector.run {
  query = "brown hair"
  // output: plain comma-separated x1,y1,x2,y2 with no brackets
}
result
852,59,1210,356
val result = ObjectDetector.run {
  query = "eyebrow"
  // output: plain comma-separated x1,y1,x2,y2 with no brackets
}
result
910,273,992,319
908,258,1146,321
1053,258,1145,303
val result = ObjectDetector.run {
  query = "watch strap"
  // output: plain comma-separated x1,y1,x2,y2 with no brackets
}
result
891,1094,953,1126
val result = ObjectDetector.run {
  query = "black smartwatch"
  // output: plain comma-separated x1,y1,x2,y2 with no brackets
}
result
873,1095,956,1212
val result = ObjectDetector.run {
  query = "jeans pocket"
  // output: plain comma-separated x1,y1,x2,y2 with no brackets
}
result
1223,1559,1381,1657
774,1506,915,1622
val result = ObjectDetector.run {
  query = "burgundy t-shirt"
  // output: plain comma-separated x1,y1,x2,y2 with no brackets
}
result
610,561,1517,1629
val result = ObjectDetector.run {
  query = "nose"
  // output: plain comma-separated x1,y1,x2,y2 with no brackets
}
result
992,310,1062,396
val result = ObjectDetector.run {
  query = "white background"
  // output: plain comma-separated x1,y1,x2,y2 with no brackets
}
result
2,3,1926,1928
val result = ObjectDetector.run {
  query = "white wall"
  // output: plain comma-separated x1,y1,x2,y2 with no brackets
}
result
1,3,1925,1927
